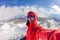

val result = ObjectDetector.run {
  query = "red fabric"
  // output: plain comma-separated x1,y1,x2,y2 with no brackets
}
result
25,11,60,40
50,29,60,40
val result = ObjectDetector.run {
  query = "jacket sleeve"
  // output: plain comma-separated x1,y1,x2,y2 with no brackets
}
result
49,30,60,40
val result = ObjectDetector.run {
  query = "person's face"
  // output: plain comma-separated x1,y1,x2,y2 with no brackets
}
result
27,14,35,22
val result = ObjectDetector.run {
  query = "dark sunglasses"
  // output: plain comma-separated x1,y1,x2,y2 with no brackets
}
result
27,15,35,18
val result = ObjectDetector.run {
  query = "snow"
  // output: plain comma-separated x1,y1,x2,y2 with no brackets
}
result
47,19,58,29
0,22,27,40
0,19,59,40
39,19,59,29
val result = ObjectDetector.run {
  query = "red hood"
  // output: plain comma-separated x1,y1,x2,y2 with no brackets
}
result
27,11,38,21
26,11,38,28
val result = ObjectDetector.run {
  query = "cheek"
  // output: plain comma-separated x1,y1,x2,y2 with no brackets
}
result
27,17,35,22
31,18,34,21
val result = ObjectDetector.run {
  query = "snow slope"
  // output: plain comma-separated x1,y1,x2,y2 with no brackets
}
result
0,19,59,40
0,22,27,40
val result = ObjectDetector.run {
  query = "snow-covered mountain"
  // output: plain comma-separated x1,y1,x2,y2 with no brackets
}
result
0,17,59,40
0,22,27,40
39,18,59,29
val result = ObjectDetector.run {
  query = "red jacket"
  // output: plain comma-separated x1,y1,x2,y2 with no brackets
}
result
49,29,60,40
25,11,60,40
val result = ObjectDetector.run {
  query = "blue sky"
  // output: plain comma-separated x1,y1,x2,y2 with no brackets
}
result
0,0,58,7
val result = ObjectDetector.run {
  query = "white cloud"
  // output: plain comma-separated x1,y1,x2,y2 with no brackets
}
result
0,5,24,21
51,5,60,11
0,5,60,21
46,4,60,15
0,5,39,21
39,7,45,12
